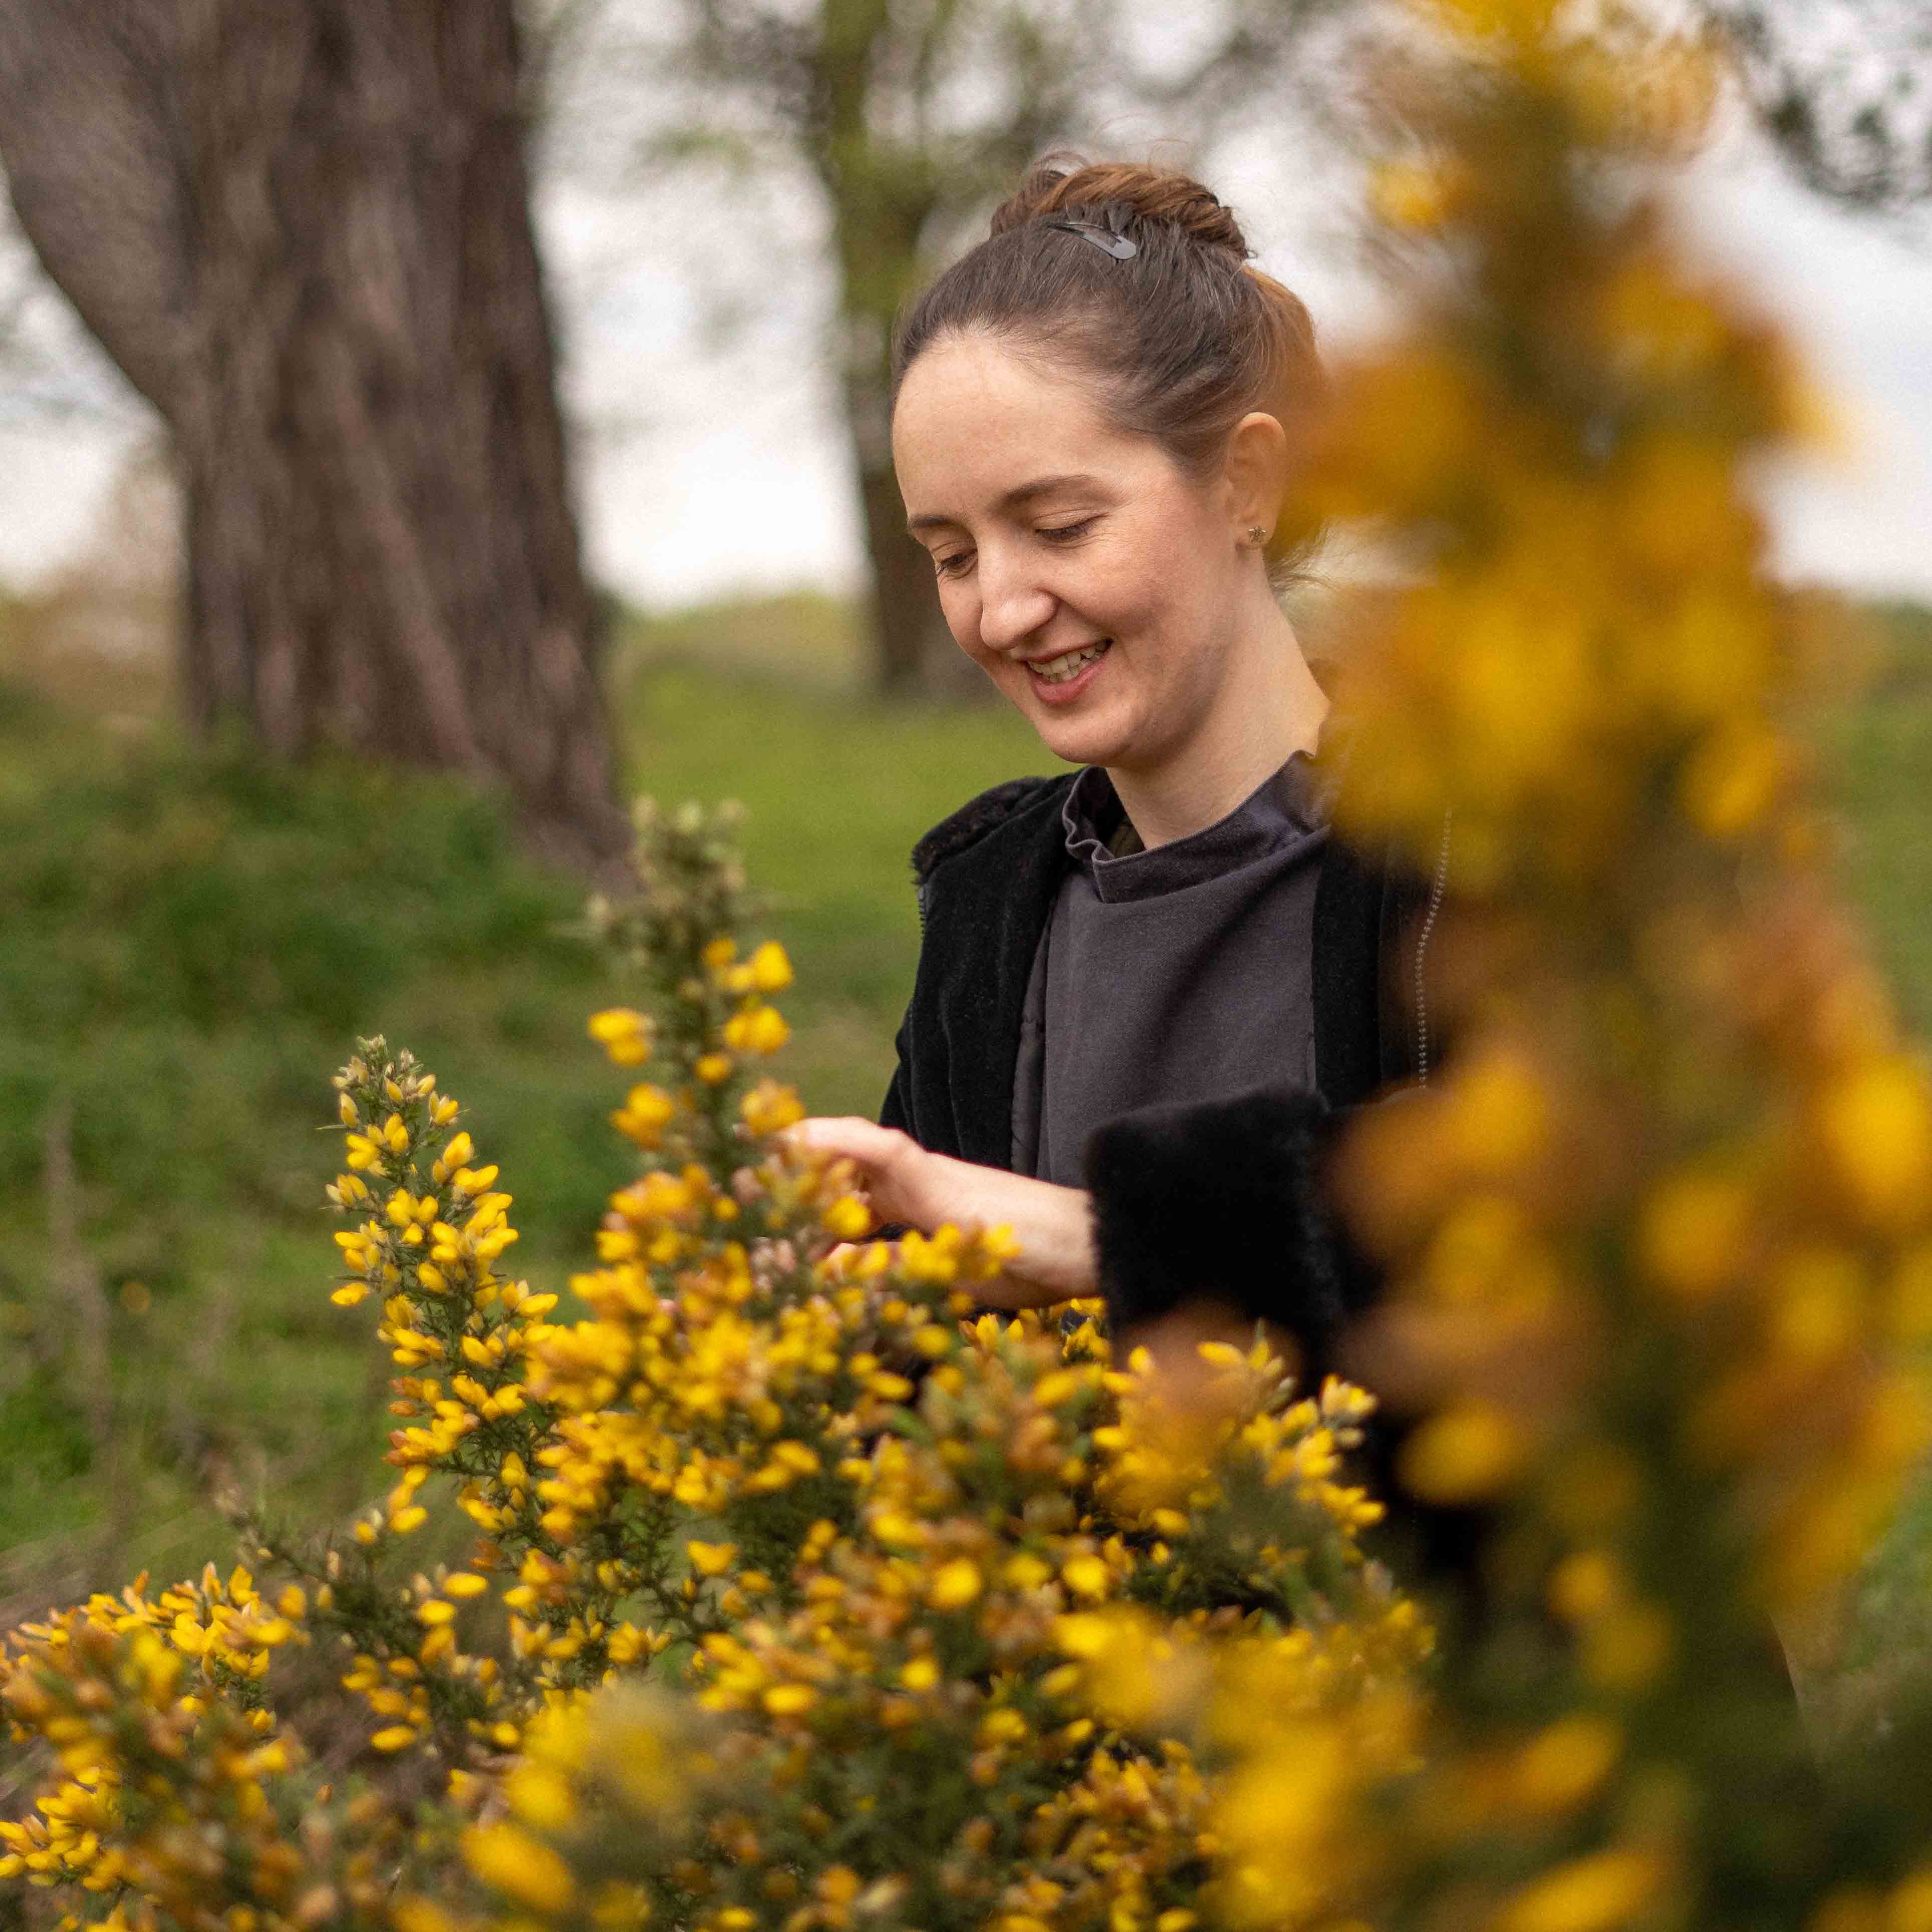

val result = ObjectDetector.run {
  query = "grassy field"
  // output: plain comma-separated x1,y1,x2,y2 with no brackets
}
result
0,590,1926,1629
1811,599,1932,1041
0,602,1044,1607
618,644,1044,1119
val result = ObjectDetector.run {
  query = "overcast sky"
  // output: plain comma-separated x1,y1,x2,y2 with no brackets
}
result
0,99,1927,610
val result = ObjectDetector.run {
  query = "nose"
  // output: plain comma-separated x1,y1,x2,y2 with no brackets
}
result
975,545,1056,655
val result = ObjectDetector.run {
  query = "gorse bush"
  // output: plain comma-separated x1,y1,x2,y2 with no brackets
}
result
8,5,1932,1932
0,797,1422,1932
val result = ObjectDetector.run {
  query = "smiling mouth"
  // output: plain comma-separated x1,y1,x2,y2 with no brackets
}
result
1026,640,1111,685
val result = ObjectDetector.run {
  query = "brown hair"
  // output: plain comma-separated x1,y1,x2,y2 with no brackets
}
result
890,156,1329,580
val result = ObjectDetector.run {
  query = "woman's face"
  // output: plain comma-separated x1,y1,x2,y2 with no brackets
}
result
891,331,1252,775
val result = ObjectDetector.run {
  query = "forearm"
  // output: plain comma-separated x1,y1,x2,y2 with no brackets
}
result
914,1154,1096,1308
791,1117,1096,1309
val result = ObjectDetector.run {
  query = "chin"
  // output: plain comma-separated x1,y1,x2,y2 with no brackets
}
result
982,657,1143,768
1023,708,1138,771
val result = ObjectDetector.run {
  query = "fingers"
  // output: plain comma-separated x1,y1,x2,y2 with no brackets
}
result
786,1117,910,1170
821,1238,903,1280
786,1118,925,1229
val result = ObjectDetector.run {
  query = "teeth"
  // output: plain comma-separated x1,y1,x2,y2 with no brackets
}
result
1030,641,1109,684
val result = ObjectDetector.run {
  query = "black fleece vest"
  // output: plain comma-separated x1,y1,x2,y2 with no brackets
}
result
879,776,1485,1601
880,772,1432,1168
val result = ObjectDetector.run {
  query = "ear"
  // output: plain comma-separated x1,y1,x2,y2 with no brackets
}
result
1221,411,1291,546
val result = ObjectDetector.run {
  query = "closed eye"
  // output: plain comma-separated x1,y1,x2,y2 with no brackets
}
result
933,548,975,579
1038,518,1097,544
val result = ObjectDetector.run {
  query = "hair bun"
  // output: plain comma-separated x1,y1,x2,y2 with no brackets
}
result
990,153,1250,259
897,150,1329,586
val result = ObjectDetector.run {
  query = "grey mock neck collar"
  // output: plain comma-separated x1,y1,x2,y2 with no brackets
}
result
1060,754,1328,905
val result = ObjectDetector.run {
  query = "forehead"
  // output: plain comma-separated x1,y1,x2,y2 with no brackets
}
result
892,332,1157,512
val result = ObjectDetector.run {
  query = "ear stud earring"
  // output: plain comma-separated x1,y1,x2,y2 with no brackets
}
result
1247,525,1267,547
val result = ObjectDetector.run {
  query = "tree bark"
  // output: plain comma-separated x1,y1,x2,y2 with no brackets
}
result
857,451,954,697
812,0,979,702
841,354,968,701
0,0,627,868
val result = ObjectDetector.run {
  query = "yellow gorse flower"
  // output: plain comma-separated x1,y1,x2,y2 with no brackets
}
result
8,23,1932,1932
3,781,1412,1932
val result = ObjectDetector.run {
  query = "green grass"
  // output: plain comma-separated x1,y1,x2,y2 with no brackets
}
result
0,610,1047,1605
615,589,871,690
0,586,1926,1632
1806,598,1932,1728
0,688,620,1597
621,656,1046,1115
1811,599,1932,1040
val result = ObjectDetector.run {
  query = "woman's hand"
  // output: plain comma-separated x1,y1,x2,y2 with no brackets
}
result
787,1117,1097,1310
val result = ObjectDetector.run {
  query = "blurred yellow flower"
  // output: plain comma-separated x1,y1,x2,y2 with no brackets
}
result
1500,1848,1663,1932
1815,1055,1932,1229
928,1559,982,1610
1399,1402,1524,1503
465,1823,577,1914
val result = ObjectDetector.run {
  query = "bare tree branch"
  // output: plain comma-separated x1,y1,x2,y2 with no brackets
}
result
0,0,196,416
1702,0,1932,213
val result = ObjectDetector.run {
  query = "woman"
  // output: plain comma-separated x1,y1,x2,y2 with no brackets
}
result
799,159,1449,1407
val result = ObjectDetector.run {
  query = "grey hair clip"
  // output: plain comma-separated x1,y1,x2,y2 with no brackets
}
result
1044,201,1138,260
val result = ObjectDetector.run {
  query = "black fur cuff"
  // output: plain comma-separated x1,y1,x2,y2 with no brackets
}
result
1083,1085,1358,1367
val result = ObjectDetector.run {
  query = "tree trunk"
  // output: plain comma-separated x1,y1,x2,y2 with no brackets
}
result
844,365,966,701
0,0,627,868
814,5,978,704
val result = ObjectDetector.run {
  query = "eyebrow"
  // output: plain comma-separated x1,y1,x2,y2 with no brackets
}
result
905,473,1102,534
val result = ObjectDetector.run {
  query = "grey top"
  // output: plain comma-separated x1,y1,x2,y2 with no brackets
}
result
1010,756,1330,1186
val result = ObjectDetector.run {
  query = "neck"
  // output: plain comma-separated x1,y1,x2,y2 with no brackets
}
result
1109,593,1329,850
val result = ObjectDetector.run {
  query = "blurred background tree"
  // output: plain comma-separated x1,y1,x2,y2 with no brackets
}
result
0,1,626,867
3,0,1929,735
547,0,1361,697
1705,0,1932,213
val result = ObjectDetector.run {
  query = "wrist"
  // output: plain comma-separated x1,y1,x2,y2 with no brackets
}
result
884,1132,949,1234
990,1179,1097,1302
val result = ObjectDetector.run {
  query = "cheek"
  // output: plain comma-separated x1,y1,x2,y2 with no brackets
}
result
1083,551,1189,660
934,580,990,659
1082,497,1218,642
